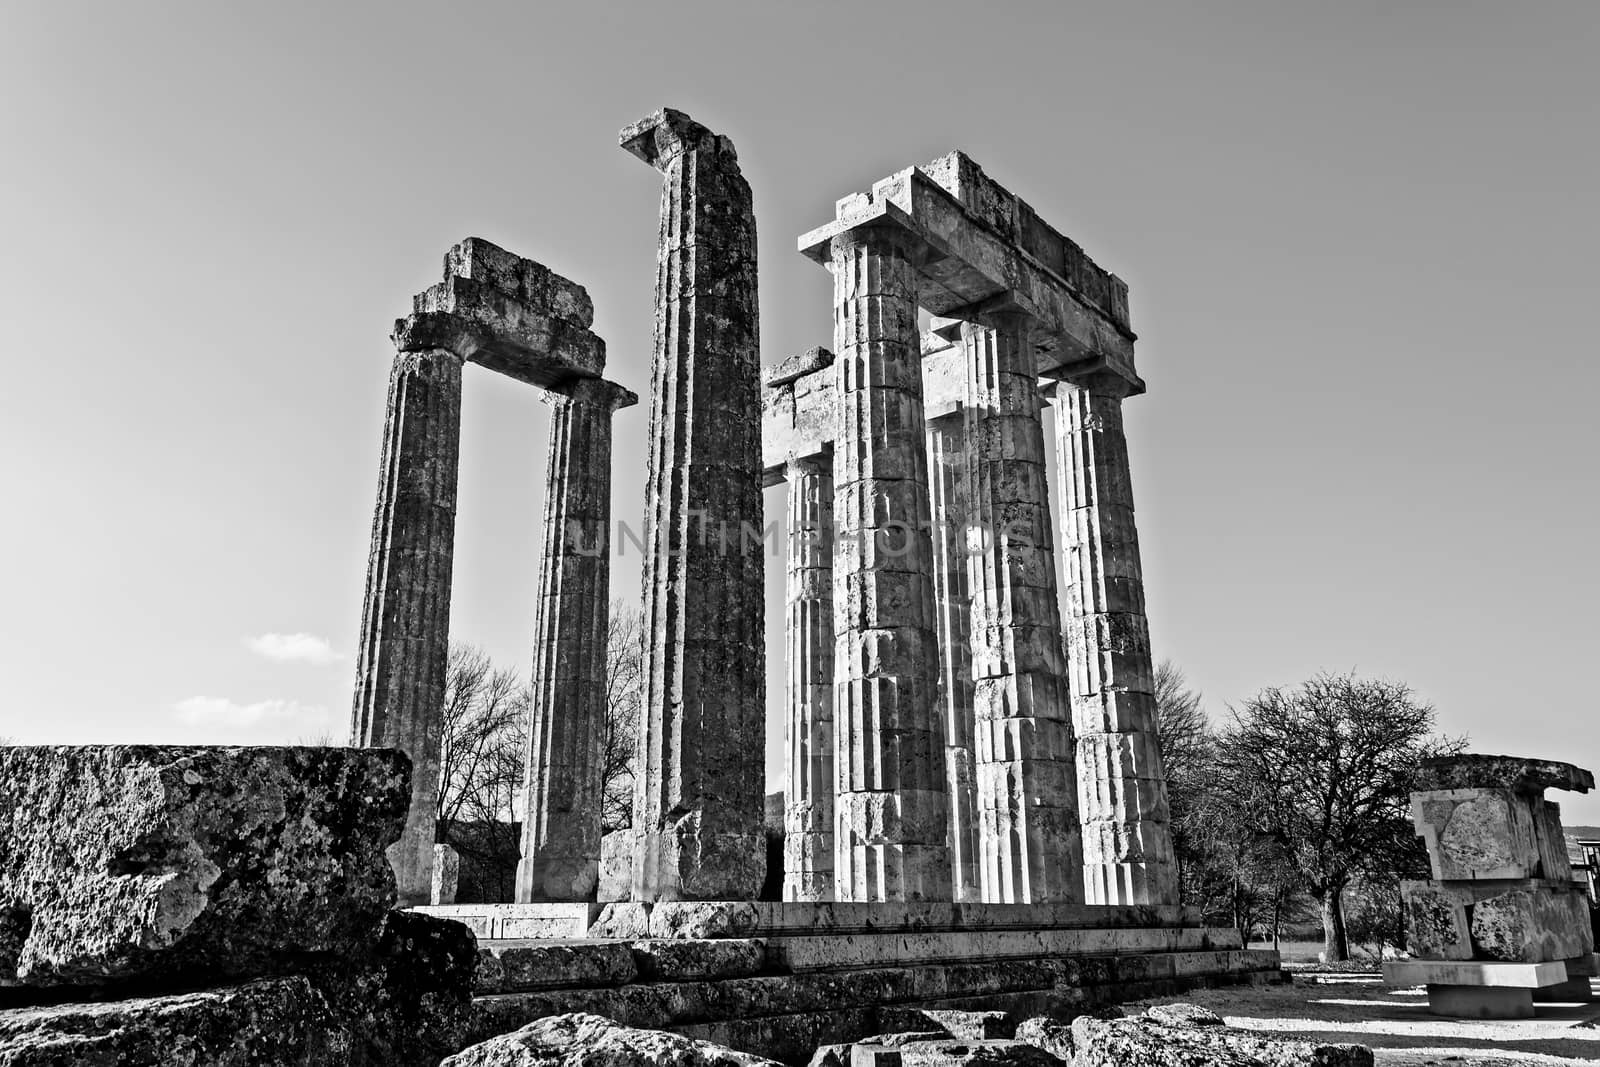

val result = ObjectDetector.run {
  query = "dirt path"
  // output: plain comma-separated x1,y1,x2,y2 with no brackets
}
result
1126,975,1600,1066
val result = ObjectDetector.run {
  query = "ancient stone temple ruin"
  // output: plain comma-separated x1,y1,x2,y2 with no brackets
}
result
388,108,1279,1057
1384,755,1598,1018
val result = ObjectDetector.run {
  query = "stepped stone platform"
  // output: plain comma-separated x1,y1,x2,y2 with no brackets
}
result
415,901,1284,1063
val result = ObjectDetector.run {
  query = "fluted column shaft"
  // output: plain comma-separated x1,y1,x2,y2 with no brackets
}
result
783,455,835,901
517,379,632,902
350,346,464,906
627,113,767,901
830,228,951,902
1055,382,1177,904
925,410,980,903
962,317,1081,903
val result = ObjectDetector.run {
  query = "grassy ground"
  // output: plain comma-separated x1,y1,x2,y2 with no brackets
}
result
1127,975,1600,1066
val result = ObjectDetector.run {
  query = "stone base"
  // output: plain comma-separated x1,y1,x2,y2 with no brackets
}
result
1533,976,1593,1002
1383,958,1569,990
1426,984,1534,1019
419,901,1283,1063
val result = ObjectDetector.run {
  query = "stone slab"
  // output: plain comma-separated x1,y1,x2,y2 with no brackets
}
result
765,926,1235,972
1412,788,1549,880
877,1008,1011,1040
1384,958,1569,989
633,939,767,981
0,745,409,990
1070,1014,1373,1066
1400,878,1593,962
1418,754,1594,795
474,940,637,995
1426,984,1535,1020
414,904,601,941
443,1011,779,1067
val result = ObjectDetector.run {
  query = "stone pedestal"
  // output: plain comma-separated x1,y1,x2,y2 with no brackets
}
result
828,226,950,902
517,378,638,903
621,108,766,901
962,315,1080,904
783,455,835,902
1052,381,1176,905
925,409,980,903
351,345,464,906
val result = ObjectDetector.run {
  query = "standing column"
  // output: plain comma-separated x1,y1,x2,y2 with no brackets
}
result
517,378,638,902
783,455,835,901
925,409,980,903
963,316,1081,903
622,108,767,901
1054,379,1177,905
351,343,464,906
830,227,951,902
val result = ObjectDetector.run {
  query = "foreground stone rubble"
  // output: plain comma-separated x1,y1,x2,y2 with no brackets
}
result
0,746,477,1065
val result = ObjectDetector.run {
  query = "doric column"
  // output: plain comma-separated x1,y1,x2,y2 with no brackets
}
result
517,377,638,902
783,454,835,901
830,226,951,902
963,314,1081,903
1054,378,1177,905
350,343,464,906
925,408,980,903
622,108,767,901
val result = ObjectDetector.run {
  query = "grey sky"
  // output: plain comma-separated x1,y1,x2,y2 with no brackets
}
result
2,2,1596,819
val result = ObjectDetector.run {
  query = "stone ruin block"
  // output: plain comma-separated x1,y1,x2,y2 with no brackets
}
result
0,745,479,1064
1402,879,1594,963
1412,787,1556,881
0,745,410,990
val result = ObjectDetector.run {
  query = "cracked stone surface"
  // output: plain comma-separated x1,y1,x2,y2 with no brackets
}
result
0,745,409,990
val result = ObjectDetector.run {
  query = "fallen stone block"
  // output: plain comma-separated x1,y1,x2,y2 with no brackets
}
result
808,1043,853,1067
0,910,477,1065
1470,886,1594,963
1070,1015,1373,1066
1417,755,1594,795
441,1011,779,1066
1012,1017,1073,1062
877,1008,1012,1040
851,1033,948,1067
1140,1002,1224,1027
0,745,410,991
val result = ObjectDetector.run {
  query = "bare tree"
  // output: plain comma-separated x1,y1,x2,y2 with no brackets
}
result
1212,672,1462,962
1152,661,1214,910
436,643,528,901
600,602,644,832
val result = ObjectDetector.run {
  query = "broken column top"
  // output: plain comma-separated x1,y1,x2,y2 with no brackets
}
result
395,236,605,389
763,346,834,388
619,107,735,170
1418,754,1595,795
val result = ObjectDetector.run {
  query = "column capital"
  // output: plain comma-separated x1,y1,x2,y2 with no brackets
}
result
392,312,480,362
1043,372,1141,402
620,107,735,171
786,450,832,479
543,376,639,413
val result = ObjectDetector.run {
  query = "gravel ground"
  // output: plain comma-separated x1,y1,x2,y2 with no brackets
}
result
1126,975,1600,1066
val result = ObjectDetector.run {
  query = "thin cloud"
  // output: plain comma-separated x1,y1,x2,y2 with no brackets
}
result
174,696,329,727
246,633,343,665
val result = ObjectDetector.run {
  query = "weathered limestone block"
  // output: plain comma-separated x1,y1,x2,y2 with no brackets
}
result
1412,788,1550,880
442,1012,780,1067
1069,1014,1372,1067
824,223,951,903
962,315,1079,905
1470,885,1594,963
1140,1003,1224,1027
623,107,766,902
808,1044,853,1067
1400,880,1473,961
1012,1017,1074,1062
518,378,638,904
351,341,464,906
1417,755,1595,795
632,939,765,981
0,745,408,990
0,910,477,1066
648,902,761,941
598,832,637,904
474,941,637,995
434,844,461,906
